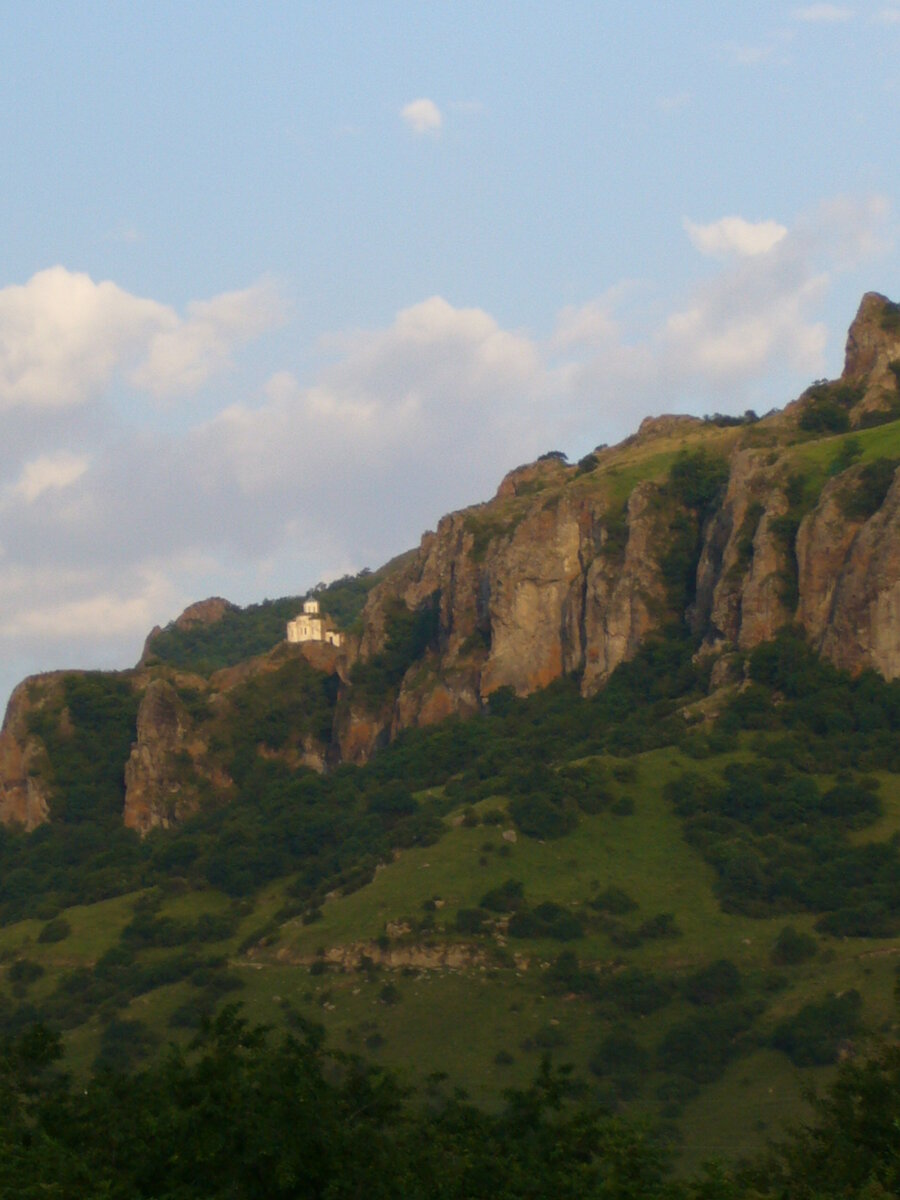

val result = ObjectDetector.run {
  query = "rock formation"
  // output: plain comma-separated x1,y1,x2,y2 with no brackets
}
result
0,677,56,829
5,291,900,831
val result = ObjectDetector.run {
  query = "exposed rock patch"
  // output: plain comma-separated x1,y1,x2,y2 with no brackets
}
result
0,676,56,829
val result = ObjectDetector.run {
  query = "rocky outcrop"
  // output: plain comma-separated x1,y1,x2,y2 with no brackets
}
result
694,450,792,653
795,473,868,644
123,678,226,835
840,292,900,423
580,482,670,693
350,473,676,743
334,704,391,766
812,466,900,679
0,677,56,829
140,597,234,664
6,292,900,825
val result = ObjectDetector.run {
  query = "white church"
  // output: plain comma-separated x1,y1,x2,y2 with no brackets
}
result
286,599,344,647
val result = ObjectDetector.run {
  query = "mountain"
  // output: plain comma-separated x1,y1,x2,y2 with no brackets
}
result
0,292,899,1167
4,292,900,827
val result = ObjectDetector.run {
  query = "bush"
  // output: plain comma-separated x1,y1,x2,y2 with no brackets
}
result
771,926,818,966
772,991,862,1066
596,969,675,1017
798,381,861,433
667,449,729,513
683,959,742,1006
94,1017,158,1072
37,917,72,944
800,399,851,433
7,959,44,987
590,1029,649,1080
479,879,525,912
455,908,487,935
840,458,899,521
508,794,576,840
507,911,541,939
637,913,680,940
657,1003,759,1082
589,886,638,915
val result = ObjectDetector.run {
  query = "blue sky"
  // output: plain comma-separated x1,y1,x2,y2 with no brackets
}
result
0,1,899,705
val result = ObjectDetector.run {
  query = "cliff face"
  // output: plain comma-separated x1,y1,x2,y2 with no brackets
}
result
342,293,900,749
5,292,900,831
810,466,900,678
0,677,56,829
842,291,900,421
123,678,219,835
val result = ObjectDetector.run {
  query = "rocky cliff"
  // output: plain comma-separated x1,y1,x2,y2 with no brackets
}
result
4,292,900,831
339,292,900,743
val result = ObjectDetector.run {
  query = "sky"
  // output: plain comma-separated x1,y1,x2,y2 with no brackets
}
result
1,1,899,707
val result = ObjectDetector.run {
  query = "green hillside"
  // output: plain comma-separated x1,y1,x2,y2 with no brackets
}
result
1,627,899,1175
141,566,390,674
3,402,900,1186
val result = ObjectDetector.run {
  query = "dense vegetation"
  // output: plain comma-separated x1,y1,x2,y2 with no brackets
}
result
2,423,900,1179
144,569,382,674
2,1007,899,1198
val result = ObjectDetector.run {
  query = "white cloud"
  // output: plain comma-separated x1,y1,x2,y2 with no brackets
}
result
106,223,142,244
0,267,168,409
684,216,788,258
794,4,853,20
400,98,443,134
658,92,691,112
663,273,829,382
0,267,283,411
0,193,891,708
130,280,284,398
877,7,900,22
11,452,89,503
550,299,621,351
725,37,793,66
0,576,173,641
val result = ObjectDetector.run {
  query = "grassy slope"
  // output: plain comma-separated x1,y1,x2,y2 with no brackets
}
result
1,739,896,1167
3,411,900,1167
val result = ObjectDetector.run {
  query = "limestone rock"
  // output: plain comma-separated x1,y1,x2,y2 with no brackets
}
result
140,596,234,664
124,679,212,835
581,481,669,693
842,292,900,422
0,676,56,829
813,465,900,678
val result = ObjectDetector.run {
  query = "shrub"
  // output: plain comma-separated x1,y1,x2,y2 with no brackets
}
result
771,926,818,966
590,1029,649,1079
667,449,729,514
479,879,525,912
657,1003,759,1082
799,399,850,433
7,959,44,987
455,908,488,935
798,381,861,433
684,959,742,1006
637,912,680,940
840,458,899,521
94,1017,158,1073
828,436,862,477
37,916,72,944
508,794,576,840
596,969,675,1017
772,991,862,1066
589,886,638,915
507,911,541,939
544,950,585,991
